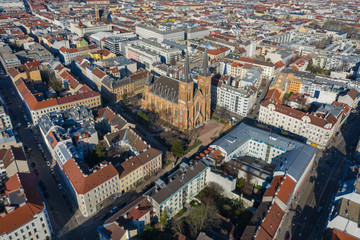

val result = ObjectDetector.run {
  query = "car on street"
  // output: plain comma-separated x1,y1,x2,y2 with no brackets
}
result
51,169,55,175
110,206,119,214
58,183,63,190
284,231,290,240
46,161,51,167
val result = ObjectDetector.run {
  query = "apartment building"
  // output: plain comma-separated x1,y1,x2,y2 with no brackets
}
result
0,173,53,240
218,79,257,117
59,44,100,65
217,67,262,116
13,77,100,124
225,55,275,80
38,108,120,217
145,161,208,218
0,45,21,69
258,100,349,149
0,104,12,130
73,56,148,102
63,158,120,217
103,127,162,194
98,196,153,239
326,166,360,239
9,61,101,124
0,146,29,184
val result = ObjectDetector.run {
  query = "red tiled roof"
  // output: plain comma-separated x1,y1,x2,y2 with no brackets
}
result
63,158,118,194
92,68,106,79
265,89,282,102
0,173,44,235
258,202,284,238
276,176,296,205
263,175,283,198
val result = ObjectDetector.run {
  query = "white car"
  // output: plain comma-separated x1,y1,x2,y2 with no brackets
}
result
46,161,50,167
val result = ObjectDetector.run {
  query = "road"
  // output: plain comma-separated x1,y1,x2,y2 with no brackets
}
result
276,110,360,240
0,75,79,237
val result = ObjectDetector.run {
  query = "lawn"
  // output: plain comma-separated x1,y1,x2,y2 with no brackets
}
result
174,208,187,218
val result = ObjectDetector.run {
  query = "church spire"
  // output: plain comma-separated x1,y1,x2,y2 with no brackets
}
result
181,48,191,83
201,46,209,76
145,72,151,86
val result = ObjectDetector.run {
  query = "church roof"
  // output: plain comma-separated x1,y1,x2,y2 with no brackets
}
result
149,75,180,104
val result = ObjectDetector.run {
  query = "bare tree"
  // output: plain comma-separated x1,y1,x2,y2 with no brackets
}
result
243,171,254,195
186,200,219,238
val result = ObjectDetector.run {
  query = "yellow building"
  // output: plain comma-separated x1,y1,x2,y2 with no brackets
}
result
287,74,302,94
90,49,116,60
298,26,307,33
118,157,143,194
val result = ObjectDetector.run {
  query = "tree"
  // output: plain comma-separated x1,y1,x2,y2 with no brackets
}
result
94,142,105,160
48,93,56,99
160,209,168,230
186,200,219,238
171,140,184,157
243,171,254,195
122,93,128,104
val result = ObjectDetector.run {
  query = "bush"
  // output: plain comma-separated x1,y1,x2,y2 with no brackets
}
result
220,119,227,124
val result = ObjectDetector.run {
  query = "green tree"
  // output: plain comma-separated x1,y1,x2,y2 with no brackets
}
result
171,140,184,157
48,93,56,99
122,93,127,104
160,209,168,230
94,142,105,160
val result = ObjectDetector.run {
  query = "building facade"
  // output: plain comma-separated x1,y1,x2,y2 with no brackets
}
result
141,49,211,130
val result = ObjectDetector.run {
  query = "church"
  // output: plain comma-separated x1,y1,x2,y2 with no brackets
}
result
141,48,212,130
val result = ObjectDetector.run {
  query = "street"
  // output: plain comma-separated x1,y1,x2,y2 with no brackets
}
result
276,110,360,240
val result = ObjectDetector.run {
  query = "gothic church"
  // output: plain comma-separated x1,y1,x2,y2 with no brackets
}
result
141,48,211,130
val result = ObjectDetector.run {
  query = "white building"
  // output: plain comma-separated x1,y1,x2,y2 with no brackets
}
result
69,21,112,37
145,161,208,218
136,24,185,43
218,82,257,117
258,100,349,149
0,173,53,240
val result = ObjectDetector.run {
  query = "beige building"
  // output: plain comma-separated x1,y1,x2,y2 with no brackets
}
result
63,158,121,217
0,146,30,182
258,100,349,149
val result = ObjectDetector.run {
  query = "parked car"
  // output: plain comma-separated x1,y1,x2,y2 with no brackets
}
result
110,206,119,214
46,161,51,167
57,183,63,190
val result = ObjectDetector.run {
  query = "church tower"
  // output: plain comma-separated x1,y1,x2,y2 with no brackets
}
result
197,47,211,121
178,49,194,129
95,0,100,20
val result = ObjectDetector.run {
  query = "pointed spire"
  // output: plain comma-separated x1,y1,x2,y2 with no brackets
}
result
201,46,210,76
182,48,191,83
145,72,151,86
